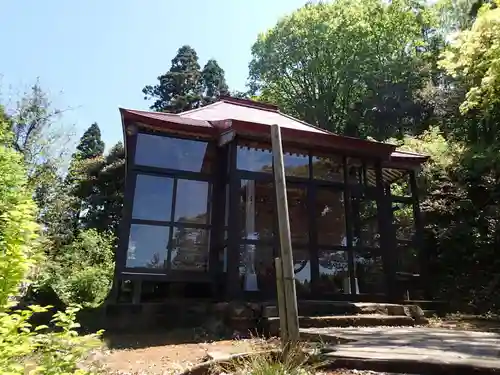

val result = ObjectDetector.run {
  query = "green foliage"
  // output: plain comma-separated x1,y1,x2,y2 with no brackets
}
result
249,0,437,138
440,1,500,143
0,117,39,307
74,123,105,160
71,142,125,236
0,304,102,374
143,45,229,113
40,230,115,307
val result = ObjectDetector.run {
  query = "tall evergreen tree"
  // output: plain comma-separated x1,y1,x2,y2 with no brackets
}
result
201,59,229,105
143,45,202,113
74,123,105,160
143,46,229,113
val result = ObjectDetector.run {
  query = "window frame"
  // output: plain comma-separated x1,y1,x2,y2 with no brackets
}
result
121,131,216,277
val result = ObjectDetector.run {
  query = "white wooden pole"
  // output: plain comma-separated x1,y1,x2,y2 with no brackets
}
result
270,124,300,345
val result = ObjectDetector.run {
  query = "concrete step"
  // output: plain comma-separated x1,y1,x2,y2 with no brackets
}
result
263,301,413,318
265,314,416,336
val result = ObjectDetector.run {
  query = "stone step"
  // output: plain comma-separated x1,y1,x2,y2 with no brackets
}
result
265,314,416,336
262,301,412,318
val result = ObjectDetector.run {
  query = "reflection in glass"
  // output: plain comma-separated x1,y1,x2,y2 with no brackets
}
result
392,202,415,241
239,180,274,240
287,185,309,244
352,198,380,248
170,227,209,271
237,145,272,172
316,189,346,246
127,224,170,268
346,158,363,184
135,133,213,172
174,179,210,224
396,246,419,274
318,250,350,294
312,155,343,182
388,170,411,196
354,250,385,294
239,244,275,296
132,175,173,221
284,152,309,178
293,248,311,295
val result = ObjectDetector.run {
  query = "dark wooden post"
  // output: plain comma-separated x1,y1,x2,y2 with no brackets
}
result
409,169,428,300
343,157,357,296
226,140,241,299
375,162,398,302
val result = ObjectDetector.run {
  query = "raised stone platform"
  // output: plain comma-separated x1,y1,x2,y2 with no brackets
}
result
303,326,500,373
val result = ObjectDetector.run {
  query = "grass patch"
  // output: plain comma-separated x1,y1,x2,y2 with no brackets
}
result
211,342,329,375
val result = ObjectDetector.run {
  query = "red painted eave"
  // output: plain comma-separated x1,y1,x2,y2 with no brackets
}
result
120,108,217,137
228,119,396,157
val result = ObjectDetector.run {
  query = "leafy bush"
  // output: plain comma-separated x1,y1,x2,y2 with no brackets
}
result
39,229,115,307
0,304,102,374
0,117,39,307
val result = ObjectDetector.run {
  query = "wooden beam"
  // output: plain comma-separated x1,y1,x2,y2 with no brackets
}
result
275,257,288,345
218,130,236,147
271,124,300,345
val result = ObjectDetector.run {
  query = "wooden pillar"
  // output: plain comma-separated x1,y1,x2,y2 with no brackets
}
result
375,162,398,302
271,124,300,345
308,152,319,296
209,145,228,298
226,140,241,299
343,157,357,296
409,170,429,300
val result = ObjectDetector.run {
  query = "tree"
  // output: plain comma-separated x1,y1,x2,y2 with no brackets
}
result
73,142,125,237
0,112,39,306
74,122,104,160
249,0,437,139
143,45,203,113
201,59,229,105
439,1,500,143
143,45,230,113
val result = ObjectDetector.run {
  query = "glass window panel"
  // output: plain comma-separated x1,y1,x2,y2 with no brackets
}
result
237,145,273,173
392,202,415,241
239,180,274,240
287,185,309,244
346,158,363,184
354,250,385,294
239,243,275,296
318,250,350,294
316,189,346,246
132,175,174,221
396,245,419,274
312,155,344,182
388,170,411,196
174,179,210,224
284,152,309,178
352,198,380,248
135,133,213,173
126,224,170,268
170,227,210,271
293,248,311,296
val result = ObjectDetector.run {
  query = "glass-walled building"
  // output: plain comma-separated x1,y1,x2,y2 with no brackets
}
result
115,97,428,304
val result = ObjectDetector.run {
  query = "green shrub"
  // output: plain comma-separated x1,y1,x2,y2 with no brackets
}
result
0,304,102,375
40,229,115,307
0,118,39,307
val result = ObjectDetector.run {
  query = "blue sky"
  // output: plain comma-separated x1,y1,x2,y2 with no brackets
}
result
1,0,306,150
